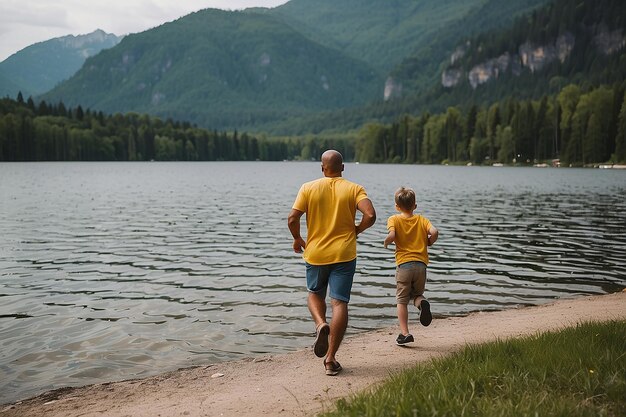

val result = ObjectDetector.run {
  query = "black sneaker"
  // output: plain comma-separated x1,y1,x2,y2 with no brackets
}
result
419,300,432,326
396,333,414,345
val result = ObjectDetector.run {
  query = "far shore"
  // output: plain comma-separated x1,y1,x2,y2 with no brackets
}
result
2,291,625,417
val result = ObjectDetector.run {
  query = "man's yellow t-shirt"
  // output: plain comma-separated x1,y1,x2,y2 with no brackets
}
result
387,214,432,265
292,177,368,265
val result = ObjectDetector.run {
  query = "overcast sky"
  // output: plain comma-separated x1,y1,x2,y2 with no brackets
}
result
0,0,290,61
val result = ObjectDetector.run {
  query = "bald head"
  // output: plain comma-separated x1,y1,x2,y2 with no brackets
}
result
321,150,344,177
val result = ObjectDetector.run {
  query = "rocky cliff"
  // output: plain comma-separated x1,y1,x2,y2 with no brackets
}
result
442,27,624,89
57,29,122,58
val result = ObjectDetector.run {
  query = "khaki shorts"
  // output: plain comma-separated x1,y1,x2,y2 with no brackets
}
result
395,261,427,304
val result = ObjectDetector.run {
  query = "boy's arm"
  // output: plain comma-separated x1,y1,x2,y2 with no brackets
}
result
383,230,395,248
427,226,438,246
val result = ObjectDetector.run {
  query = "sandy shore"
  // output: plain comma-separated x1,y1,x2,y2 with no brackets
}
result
2,291,625,417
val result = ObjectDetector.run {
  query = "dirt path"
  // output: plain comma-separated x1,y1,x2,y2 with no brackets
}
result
2,291,625,417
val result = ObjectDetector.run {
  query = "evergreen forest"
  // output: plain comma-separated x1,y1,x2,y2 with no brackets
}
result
0,94,352,162
2,81,625,165
355,83,626,165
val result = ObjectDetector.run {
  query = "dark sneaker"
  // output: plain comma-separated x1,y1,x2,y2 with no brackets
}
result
324,360,342,376
420,300,432,326
313,323,330,358
396,333,414,345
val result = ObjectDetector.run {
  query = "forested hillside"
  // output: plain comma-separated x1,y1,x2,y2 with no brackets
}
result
36,0,555,134
41,9,381,132
388,0,552,96
257,0,551,104
268,0,527,73
347,0,626,166
255,0,626,136
354,83,626,166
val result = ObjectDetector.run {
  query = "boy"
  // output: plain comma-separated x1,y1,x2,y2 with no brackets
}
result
383,186,438,345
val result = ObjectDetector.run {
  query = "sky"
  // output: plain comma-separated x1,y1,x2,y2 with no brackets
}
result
0,0,290,61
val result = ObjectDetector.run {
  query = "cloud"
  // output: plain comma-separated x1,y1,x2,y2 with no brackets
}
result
0,1,74,60
0,1,69,28
0,0,288,61
0,1,69,38
63,0,197,35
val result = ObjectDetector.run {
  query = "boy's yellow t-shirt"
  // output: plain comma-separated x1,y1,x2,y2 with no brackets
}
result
387,214,432,266
292,177,368,265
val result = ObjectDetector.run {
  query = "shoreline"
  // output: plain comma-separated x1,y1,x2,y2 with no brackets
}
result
2,291,625,417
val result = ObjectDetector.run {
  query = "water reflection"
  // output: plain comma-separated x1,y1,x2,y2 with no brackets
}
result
0,162,624,403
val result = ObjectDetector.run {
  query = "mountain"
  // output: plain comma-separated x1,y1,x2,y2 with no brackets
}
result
0,72,23,97
41,9,382,131
386,0,552,98
266,0,626,136
409,0,626,115
267,0,487,73
0,29,121,98
39,0,554,132
3,1,625,164
36,0,625,135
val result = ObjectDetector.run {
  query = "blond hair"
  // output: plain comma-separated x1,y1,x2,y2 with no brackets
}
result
395,186,416,211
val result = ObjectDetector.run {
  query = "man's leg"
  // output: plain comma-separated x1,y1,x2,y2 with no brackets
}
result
325,298,348,364
309,291,331,357
308,291,327,327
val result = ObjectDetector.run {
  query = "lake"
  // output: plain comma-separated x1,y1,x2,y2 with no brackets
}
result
1,162,625,404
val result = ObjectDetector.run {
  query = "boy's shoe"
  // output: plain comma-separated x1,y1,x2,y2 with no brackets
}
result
396,333,414,345
420,300,432,326
324,360,342,376
313,323,330,357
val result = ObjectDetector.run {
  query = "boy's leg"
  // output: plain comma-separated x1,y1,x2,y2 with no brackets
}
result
411,263,431,326
411,263,427,305
397,303,409,335
413,295,425,308
396,265,413,337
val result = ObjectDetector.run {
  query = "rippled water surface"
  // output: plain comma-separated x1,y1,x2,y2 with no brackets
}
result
1,162,625,403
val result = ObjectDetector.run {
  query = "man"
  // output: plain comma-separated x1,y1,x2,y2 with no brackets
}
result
287,150,376,376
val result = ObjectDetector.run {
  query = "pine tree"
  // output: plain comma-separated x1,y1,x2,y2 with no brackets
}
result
614,94,626,163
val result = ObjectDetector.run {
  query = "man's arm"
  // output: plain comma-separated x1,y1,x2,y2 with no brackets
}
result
288,208,306,253
355,198,376,236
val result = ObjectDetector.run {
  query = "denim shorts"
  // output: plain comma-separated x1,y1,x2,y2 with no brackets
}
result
305,259,357,303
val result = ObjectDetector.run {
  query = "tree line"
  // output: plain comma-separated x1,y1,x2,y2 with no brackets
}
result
2,82,625,165
355,82,626,165
0,94,351,162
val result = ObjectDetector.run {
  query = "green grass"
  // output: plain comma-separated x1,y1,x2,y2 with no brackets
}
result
321,321,626,417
